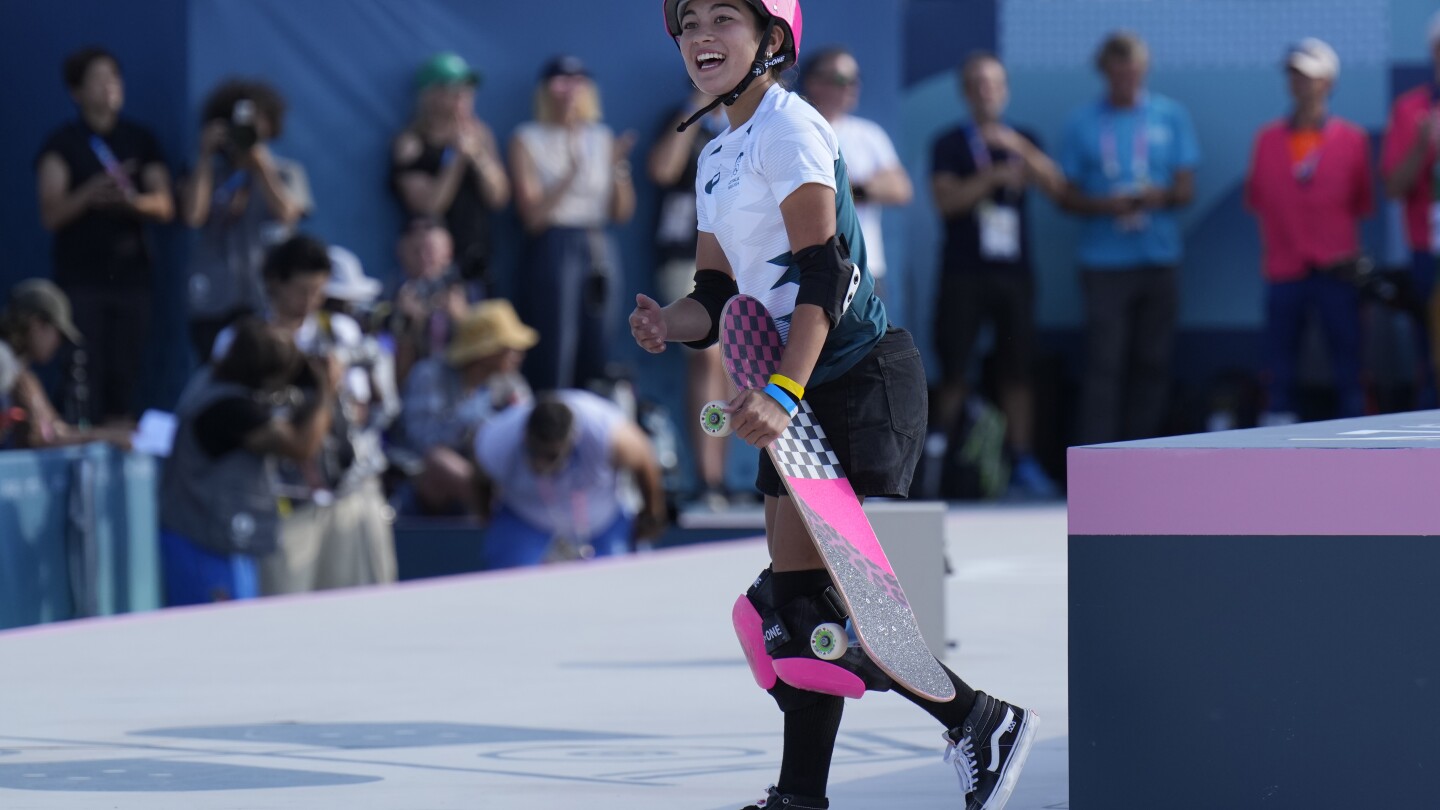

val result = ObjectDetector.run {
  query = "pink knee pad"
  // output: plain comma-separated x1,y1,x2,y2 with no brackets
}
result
732,595,777,690
772,658,866,699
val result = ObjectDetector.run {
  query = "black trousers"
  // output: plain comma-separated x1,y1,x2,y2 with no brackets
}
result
66,285,151,423
1077,265,1178,445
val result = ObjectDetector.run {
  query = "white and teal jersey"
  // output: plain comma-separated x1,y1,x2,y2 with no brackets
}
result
695,84,887,386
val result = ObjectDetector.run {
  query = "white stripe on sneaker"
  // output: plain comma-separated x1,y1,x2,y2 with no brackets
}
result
987,707,1017,772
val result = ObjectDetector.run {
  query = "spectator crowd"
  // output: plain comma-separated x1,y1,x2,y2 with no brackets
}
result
7,22,1440,604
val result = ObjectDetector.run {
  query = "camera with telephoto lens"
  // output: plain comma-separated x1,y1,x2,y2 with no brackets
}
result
228,98,259,152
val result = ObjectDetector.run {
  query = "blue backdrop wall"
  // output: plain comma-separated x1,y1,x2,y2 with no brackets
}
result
2,0,1438,463
0,0,903,415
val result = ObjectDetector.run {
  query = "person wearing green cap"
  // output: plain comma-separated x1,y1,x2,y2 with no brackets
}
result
0,279,131,450
391,52,509,291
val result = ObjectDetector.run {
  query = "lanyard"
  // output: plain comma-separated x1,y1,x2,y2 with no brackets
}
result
966,125,1019,202
1100,108,1148,184
88,135,135,192
1293,148,1322,184
213,165,250,206
965,125,993,171
1289,118,1328,184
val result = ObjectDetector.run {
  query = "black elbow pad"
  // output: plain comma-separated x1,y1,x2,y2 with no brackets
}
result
794,236,862,328
683,269,740,349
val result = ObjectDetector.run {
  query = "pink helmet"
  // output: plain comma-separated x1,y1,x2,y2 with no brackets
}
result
663,0,804,67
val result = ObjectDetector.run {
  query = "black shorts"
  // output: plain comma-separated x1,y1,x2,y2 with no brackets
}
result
756,327,927,499
933,271,1035,385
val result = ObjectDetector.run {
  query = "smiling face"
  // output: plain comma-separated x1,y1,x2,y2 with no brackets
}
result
677,0,772,96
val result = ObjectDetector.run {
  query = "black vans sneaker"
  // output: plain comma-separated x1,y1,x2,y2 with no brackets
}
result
942,692,1039,810
740,785,829,809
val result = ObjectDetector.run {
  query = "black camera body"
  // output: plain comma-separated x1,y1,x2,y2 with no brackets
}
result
228,98,259,153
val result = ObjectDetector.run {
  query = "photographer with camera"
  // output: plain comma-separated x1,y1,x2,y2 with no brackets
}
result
181,79,313,361
213,236,397,595
317,245,401,516
160,317,333,605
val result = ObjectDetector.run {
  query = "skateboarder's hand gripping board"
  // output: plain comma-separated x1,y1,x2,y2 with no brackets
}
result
727,387,793,449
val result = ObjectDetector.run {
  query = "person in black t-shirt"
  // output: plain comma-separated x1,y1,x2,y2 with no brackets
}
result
930,52,1064,498
391,53,510,289
35,46,174,425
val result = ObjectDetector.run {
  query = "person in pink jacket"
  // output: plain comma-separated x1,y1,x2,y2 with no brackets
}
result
1245,39,1373,423
1379,12,1440,406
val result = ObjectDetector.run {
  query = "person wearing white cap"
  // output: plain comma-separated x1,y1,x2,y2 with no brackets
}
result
1244,39,1373,425
319,243,401,503
1379,13,1440,408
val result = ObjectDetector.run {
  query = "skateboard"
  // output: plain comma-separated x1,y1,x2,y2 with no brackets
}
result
718,294,954,702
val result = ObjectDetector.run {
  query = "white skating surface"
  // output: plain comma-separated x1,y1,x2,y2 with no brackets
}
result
0,505,1067,810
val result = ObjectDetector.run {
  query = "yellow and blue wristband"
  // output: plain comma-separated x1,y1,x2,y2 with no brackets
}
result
761,383,799,417
768,373,805,402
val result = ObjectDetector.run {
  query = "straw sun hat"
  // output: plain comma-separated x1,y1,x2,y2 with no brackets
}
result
446,300,539,366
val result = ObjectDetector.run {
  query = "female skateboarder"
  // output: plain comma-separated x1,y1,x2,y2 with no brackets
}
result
628,2,1038,808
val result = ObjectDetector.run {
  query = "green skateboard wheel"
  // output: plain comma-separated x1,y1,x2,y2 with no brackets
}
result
700,400,732,438
810,622,848,661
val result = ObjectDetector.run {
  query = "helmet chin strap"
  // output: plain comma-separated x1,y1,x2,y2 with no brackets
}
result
677,20,785,132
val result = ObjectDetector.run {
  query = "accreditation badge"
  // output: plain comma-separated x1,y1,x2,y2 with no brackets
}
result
978,202,1021,260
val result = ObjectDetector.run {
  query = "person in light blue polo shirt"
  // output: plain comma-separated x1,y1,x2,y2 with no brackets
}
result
1060,31,1200,445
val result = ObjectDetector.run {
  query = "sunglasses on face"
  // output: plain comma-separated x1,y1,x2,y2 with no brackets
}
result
821,72,860,87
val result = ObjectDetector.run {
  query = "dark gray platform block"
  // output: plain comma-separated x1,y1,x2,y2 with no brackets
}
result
1069,412,1440,810
1070,534,1440,809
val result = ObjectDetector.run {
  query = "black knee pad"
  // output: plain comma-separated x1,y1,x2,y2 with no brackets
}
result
732,567,892,712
